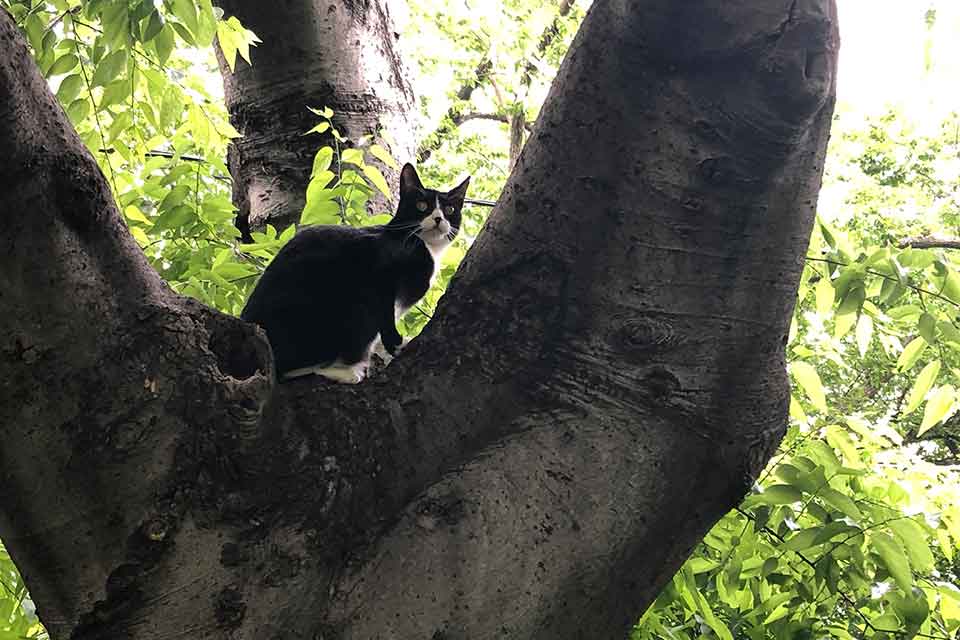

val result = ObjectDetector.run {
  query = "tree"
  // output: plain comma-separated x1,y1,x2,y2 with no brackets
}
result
215,0,416,240
0,1,839,638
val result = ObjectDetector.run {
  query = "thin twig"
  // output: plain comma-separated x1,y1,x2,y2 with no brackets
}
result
71,23,120,199
806,256,960,310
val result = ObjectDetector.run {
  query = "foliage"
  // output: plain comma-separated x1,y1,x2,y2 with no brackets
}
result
0,542,46,640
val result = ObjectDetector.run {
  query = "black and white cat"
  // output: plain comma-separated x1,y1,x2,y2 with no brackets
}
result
241,163,470,383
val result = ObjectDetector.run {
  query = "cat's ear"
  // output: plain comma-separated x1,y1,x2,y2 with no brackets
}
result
446,176,471,203
399,163,424,195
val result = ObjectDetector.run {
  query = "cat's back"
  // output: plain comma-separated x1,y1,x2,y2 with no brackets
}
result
241,224,382,320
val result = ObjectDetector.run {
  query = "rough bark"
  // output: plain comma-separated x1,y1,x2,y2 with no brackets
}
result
215,0,416,240
0,1,838,639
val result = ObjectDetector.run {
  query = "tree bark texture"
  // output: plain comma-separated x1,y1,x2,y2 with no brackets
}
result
0,1,838,639
216,0,416,240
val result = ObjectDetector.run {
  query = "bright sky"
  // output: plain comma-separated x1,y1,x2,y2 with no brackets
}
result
836,0,959,121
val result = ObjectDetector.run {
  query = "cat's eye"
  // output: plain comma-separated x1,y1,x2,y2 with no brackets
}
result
416,201,428,212
443,205,455,215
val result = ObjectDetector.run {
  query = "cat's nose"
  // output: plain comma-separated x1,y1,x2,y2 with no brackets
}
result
433,216,442,225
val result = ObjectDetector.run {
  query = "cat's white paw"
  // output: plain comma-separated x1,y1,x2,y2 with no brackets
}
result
373,336,410,365
282,360,368,384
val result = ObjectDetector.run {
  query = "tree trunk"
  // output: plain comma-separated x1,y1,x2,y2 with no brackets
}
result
0,1,838,638
215,0,416,240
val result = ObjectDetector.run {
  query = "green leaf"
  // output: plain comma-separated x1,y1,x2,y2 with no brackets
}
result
361,213,393,227
171,21,196,46
790,361,828,413
936,528,954,562
100,80,130,109
918,312,938,344
153,24,176,64
170,0,199,35
819,487,862,521
124,205,152,225
361,164,392,198
216,19,238,71
942,268,960,305
91,50,128,87
783,528,823,551
160,86,182,128
195,0,217,45
751,484,803,505
902,359,940,416
938,321,960,345
341,148,365,166
896,337,927,372
56,74,85,105
888,590,929,628
871,532,913,593
789,395,807,423
820,222,836,248
152,204,196,232
305,121,330,135
888,305,923,321
311,147,334,177
888,519,934,573
369,144,399,170
48,53,78,76
836,285,865,316
301,199,340,226
855,314,873,356
66,98,90,124
142,10,164,41
918,385,955,436
834,310,857,340
212,262,257,279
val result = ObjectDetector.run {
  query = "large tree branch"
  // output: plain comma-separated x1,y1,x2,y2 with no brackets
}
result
415,56,493,163
329,0,840,635
0,0,838,637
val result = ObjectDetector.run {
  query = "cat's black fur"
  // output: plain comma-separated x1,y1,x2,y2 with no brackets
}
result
241,164,469,380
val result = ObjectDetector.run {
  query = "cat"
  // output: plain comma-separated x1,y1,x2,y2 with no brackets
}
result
241,163,470,383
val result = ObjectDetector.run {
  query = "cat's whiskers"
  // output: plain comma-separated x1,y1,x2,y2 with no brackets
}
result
403,228,422,248
387,221,423,231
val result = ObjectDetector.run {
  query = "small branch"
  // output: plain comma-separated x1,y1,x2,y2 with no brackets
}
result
464,197,496,208
519,0,575,91
899,236,960,250
452,112,505,126
415,57,492,163
100,148,206,163
805,256,960,310
415,0,573,163
450,112,534,132
44,6,80,34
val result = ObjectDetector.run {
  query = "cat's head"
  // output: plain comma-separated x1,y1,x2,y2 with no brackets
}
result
392,163,470,252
